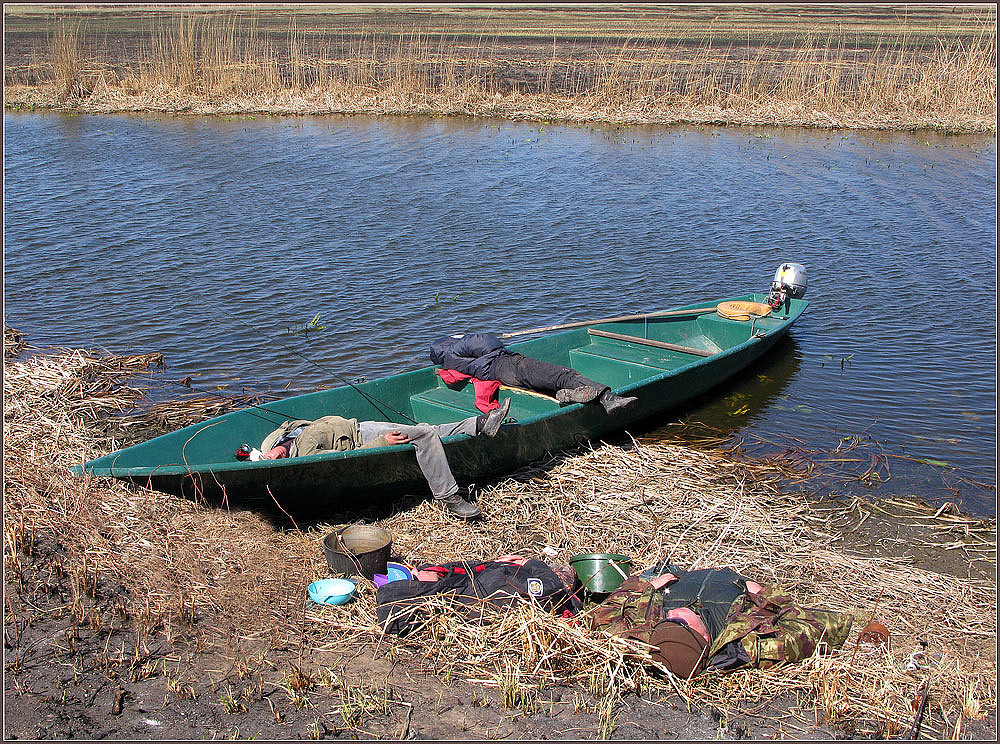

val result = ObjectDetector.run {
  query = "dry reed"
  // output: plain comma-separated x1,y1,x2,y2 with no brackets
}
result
3,11,995,132
3,327,995,738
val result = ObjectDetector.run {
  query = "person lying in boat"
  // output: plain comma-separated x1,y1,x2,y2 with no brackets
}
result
429,332,638,414
588,564,852,678
241,399,511,520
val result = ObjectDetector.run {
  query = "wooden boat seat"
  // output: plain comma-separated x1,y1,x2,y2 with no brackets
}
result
409,380,560,426
409,387,480,423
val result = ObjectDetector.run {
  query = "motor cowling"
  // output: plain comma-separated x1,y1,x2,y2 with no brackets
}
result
768,262,807,308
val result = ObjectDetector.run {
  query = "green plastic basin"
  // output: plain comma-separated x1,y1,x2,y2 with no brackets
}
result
569,553,632,594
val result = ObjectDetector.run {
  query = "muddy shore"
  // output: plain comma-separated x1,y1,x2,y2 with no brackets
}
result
3,330,996,740
3,80,994,134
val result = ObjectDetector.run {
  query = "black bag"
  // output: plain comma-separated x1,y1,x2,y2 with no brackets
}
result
376,559,580,635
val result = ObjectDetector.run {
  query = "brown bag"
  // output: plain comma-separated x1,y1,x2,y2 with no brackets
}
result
646,620,709,678
589,576,709,678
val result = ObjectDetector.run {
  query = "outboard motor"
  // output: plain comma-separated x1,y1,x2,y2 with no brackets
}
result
767,262,807,310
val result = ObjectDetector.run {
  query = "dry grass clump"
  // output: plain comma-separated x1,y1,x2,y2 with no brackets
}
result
2,329,325,663
3,332,995,738
3,345,164,427
3,11,995,132
3,323,28,358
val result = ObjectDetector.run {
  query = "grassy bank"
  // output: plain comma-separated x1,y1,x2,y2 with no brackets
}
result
2,6,996,132
3,325,996,739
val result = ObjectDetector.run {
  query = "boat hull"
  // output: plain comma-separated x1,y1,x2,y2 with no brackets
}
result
74,293,807,515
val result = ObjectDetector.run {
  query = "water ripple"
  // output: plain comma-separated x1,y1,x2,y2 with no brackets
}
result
3,113,996,512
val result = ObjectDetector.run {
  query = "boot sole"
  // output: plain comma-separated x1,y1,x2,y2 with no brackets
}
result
556,386,602,404
480,399,511,437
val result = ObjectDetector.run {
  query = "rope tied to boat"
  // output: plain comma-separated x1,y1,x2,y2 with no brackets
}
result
715,301,773,322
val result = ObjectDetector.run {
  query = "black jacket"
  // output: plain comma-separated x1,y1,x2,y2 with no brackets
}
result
376,559,580,635
428,333,508,379
659,568,750,641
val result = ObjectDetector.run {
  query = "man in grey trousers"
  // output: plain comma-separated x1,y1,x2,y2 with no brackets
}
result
254,399,511,519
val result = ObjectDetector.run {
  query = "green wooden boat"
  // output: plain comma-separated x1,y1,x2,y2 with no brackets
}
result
72,291,807,514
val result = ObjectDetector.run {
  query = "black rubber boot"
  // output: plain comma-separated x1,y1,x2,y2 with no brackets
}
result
598,389,638,414
435,489,483,520
475,398,511,437
555,385,603,405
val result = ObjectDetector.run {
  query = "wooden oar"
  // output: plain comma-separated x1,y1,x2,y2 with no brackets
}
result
587,328,716,357
500,305,719,339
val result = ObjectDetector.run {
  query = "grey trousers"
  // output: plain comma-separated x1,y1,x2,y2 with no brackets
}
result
359,417,478,499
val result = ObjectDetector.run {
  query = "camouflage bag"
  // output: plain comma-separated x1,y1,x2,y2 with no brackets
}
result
707,584,853,670
587,575,665,645
588,575,710,677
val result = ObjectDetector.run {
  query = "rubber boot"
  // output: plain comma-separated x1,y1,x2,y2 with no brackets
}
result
599,389,638,414
555,385,603,405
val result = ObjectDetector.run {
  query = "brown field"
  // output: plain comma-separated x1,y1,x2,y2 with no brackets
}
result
2,4,996,131
3,326,996,739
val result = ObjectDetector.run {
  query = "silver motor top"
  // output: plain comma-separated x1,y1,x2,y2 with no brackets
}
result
768,262,807,307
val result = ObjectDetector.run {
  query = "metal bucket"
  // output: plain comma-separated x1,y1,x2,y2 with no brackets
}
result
323,525,392,580
569,553,632,594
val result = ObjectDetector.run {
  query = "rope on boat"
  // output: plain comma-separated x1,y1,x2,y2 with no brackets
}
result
715,301,773,322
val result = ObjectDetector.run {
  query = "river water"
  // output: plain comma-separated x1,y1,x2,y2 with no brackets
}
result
3,112,996,515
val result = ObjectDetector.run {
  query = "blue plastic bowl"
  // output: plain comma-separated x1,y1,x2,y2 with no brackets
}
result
308,578,356,605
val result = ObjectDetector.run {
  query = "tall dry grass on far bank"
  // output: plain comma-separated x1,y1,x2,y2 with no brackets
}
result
3,11,996,132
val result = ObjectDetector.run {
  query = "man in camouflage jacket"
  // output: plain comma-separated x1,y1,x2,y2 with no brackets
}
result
588,566,852,677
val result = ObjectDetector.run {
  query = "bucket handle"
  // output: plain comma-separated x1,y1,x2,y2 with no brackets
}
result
335,525,367,578
608,559,631,580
